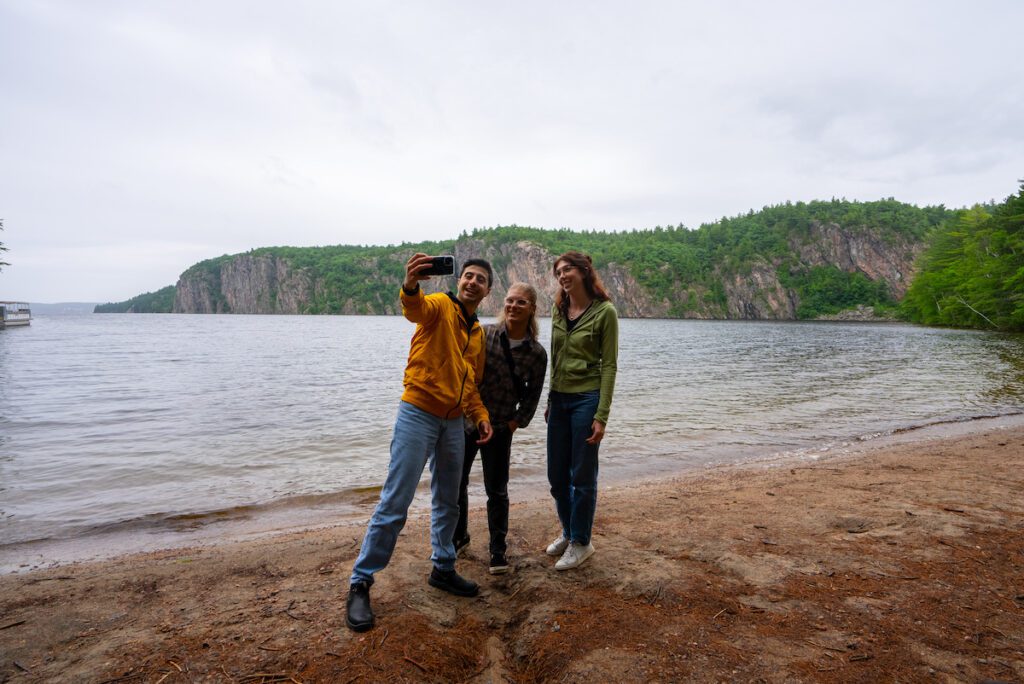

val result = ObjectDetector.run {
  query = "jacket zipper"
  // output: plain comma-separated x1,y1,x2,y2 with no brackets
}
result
446,302,477,420
554,302,598,383
447,330,473,419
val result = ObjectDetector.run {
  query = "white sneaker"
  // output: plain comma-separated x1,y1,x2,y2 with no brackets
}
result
555,542,595,570
545,535,569,556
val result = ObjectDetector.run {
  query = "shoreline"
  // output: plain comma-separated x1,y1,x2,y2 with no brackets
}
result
2,421,1023,681
4,412,1023,575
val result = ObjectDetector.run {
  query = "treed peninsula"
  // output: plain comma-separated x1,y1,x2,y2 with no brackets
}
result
96,184,1024,332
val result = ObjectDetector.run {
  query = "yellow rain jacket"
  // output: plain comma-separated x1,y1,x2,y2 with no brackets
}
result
400,287,489,426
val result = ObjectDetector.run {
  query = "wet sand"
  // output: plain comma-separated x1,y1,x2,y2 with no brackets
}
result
1,423,1022,682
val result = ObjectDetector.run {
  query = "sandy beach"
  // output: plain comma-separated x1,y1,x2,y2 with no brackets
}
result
1,423,1022,683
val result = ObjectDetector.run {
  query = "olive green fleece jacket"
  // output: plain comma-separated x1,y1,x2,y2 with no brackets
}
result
548,299,619,424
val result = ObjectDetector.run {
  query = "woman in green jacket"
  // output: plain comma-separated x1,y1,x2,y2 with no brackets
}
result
544,251,619,570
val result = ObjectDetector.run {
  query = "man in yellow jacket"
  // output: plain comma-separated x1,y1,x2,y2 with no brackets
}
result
346,253,494,632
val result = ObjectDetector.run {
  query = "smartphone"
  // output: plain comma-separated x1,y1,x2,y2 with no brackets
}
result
422,255,455,276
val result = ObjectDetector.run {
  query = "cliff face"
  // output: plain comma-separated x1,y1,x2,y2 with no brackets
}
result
450,239,663,318
710,221,923,320
793,221,921,299
722,262,797,320
171,223,923,319
173,269,223,314
173,256,323,314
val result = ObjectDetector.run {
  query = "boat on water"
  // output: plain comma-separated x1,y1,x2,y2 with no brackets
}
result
0,301,32,328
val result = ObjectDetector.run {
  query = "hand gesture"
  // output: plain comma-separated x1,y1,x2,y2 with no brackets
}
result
585,420,605,445
476,420,493,445
404,253,435,291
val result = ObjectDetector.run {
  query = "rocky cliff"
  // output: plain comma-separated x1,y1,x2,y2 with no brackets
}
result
711,220,925,320
171,219,923,319
450,239,662,318
794,221,919,299
175,256,300,314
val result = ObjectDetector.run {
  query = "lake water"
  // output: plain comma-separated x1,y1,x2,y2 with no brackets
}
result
2,314,1023,570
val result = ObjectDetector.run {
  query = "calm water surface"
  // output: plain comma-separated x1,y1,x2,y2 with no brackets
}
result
2,314,1022,567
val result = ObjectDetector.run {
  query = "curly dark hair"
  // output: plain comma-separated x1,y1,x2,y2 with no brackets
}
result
553,251,610,319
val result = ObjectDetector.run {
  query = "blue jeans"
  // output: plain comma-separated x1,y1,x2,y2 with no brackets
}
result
546,390,601,546
350,401,466,585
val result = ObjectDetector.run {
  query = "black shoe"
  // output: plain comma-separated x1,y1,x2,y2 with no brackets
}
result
346,581,375,632
428,567,479,597
489,553,510,575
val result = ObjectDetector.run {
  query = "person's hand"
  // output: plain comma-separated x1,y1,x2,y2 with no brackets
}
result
507,419,519,433
404,253,434,291
585,420,605,445
476,420,493,444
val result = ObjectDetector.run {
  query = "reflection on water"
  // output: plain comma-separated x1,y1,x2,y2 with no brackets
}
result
987,334,1024,402
1,315,1022,550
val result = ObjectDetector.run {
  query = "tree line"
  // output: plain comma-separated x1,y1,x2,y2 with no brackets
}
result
462,199,946,317
94,286,176,313
93,188,1024,332
95,199,946,318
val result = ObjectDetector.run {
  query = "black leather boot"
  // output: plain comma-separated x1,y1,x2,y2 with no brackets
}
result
346,581,375,632
428,567,479,597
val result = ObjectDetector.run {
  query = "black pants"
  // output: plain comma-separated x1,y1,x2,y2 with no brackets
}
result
455,426,514,556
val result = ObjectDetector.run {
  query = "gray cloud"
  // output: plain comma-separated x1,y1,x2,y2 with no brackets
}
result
1,0,1022,301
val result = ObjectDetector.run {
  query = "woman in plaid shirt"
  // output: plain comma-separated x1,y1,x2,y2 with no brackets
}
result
455,282,548,574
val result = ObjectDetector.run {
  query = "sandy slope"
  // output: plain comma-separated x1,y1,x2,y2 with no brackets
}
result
1,425,1022,683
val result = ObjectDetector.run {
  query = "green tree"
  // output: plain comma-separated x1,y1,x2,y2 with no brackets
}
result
781,265,894,318
94,285,177,313
902,182,1024,331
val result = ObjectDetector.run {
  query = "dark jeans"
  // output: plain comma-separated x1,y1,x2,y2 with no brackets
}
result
546,390,601,546
455,426,514,556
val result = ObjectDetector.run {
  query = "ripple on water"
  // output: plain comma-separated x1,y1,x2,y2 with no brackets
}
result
1,315,1023,556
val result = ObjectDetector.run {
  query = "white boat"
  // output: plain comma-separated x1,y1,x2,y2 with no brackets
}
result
0,301,32,328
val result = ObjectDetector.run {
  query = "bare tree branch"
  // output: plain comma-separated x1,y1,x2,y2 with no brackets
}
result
955,295,999,329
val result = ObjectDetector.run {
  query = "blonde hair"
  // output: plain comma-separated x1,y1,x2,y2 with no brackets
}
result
497,282,540,339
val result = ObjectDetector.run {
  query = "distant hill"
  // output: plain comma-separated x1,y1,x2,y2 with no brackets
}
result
94,287,175,313
98,199,953,320
31,302,101,315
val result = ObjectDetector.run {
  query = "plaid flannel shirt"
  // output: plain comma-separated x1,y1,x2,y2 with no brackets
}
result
466,323,547,432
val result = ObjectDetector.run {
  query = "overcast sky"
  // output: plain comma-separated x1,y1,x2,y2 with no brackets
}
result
1,1,1022,303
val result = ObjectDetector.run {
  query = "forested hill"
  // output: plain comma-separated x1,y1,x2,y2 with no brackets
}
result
96,199,951,320
94,286,175,313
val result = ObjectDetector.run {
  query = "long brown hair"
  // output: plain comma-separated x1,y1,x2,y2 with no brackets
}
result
553,251,610,320
496,282,540,339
